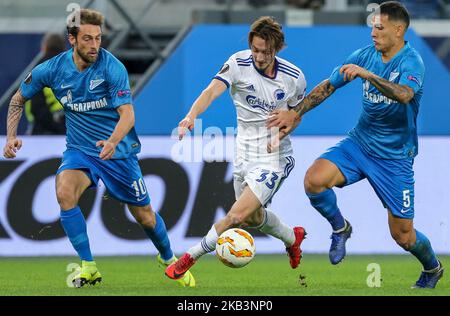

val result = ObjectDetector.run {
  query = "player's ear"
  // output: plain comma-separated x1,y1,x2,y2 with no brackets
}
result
397,23,406,37
68,33,76,47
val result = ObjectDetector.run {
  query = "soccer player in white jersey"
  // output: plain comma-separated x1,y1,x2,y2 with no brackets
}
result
166,16,307,281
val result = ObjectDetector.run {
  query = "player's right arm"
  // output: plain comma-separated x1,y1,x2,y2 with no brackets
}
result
178,78,228,140
3,60,52,158
3,89,26,158
267,79,336,133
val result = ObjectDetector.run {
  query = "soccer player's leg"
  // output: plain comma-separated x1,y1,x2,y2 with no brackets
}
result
96,156,195,287
243,160,306,268
305,138,364,264
368,155,443,288
128,203,195,287
165,185,261,280
56,149,101,288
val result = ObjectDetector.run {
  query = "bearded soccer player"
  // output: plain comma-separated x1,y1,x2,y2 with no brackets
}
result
3,8,195,288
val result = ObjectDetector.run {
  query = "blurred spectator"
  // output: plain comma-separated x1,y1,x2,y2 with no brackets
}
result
25,33,66,135
286,0,324,10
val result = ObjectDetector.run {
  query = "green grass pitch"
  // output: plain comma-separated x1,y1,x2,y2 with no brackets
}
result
0,254,448,296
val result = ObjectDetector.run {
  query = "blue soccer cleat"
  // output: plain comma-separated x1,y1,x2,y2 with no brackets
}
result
412,261,444,289
329,220,352,265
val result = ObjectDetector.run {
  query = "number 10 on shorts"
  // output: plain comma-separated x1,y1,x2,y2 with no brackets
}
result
132,178,147,197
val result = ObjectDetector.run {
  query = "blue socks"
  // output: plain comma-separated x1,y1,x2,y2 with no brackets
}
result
142,212,173,261
409,229,439,271
307,189,346,231
60,206,93,261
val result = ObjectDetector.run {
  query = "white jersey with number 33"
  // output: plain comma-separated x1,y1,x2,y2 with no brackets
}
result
214,50,306,164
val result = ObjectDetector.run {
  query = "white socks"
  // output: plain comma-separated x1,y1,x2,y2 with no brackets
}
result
187,225,219,260
187,210,295,260
257,209,295,247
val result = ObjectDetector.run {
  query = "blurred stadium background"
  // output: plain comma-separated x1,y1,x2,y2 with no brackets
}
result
0,0,449,295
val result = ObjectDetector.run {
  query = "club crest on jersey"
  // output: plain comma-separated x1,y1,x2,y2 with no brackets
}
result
274,88,285,101
388,71,400,82
89,79,105,90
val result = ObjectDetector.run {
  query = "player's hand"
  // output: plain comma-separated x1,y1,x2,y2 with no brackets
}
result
3,138,22,159
340,64,371,81
267,128,289,154
267,112,302,153
178,116,195,140
96,140,117,160
266,109,300,130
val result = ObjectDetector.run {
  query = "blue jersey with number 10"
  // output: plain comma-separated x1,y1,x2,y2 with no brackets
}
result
20,47,141,159
329,42,424,159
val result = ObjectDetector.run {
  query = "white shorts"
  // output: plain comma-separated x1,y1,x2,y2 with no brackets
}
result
233,156,295,207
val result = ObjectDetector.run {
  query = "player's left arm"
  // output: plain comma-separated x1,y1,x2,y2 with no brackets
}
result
97,104,134,160
99,59,135,160
340,64,415,104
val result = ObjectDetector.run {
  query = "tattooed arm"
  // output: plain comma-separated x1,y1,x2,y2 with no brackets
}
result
266,79,336,153
266,79,336,129
3,90,26,158
340,64,414,104
366,74,414,104
292,79,336,116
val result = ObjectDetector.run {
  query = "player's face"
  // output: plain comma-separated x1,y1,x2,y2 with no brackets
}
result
371,14,403,53
250,36,275,72
71,24,102,64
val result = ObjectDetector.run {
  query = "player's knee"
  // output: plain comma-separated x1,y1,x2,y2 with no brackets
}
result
241,209,262,227
56,188,77,210
304,170,327,194
225,212,246,227
136,211,156,229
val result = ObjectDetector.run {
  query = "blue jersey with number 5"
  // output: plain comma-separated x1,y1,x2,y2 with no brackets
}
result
329,42,424,159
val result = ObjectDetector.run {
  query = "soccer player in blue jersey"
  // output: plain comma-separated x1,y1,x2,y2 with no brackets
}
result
2,8,195,288
267,1,443,288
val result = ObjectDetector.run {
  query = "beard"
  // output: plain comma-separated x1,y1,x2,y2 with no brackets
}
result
76,47,98,64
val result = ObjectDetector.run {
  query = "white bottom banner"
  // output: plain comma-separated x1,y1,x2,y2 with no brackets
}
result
0,136,449,256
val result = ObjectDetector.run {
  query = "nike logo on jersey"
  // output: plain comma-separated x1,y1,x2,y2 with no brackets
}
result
137,196,147,202
89,79,105,91
400,208,410,214
61,83,71,89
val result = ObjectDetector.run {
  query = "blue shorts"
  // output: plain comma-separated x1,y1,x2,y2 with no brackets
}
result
57,148,151,206
319,137,414,219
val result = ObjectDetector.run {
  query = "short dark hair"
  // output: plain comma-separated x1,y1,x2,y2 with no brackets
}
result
248,16,285,53
66,8,104,38
380,1,410,29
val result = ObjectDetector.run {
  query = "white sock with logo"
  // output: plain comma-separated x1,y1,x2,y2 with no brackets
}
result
187,225,219,260
257,209,295,246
